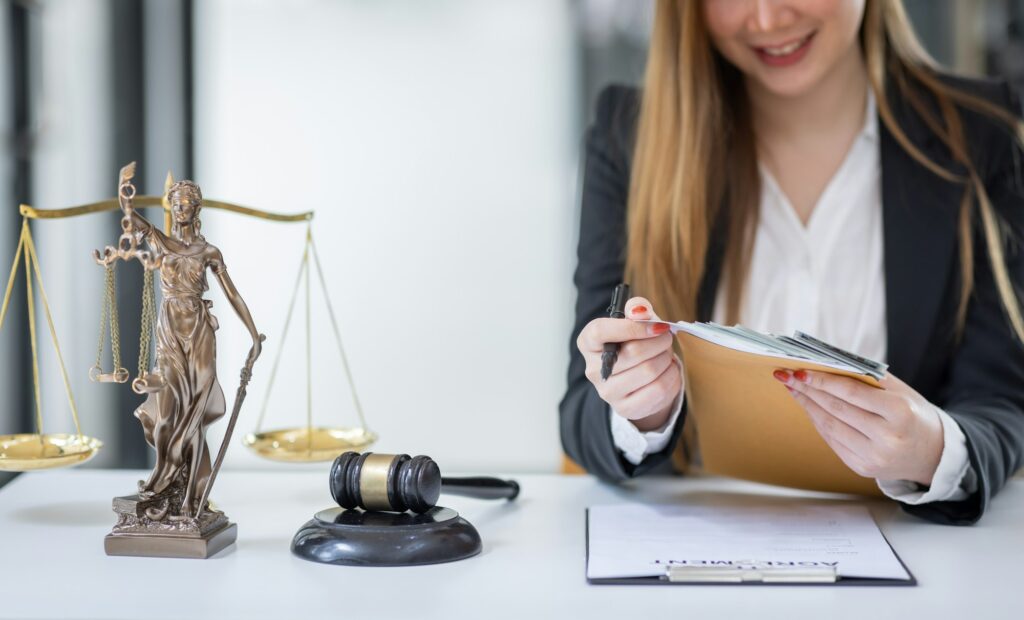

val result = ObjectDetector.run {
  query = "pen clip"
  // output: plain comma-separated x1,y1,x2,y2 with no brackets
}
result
607,283,630,318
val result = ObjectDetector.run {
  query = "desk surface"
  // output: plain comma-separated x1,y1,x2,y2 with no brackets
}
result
0,470,1020,620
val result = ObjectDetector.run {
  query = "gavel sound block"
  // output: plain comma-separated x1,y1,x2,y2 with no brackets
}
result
291,452,520,567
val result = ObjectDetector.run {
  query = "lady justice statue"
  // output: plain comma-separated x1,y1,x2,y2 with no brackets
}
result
96,162,265,558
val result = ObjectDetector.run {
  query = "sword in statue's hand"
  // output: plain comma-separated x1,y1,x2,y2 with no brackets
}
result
196,334,266,516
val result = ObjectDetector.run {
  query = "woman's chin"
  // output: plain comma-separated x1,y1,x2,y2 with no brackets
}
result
749,68,827,100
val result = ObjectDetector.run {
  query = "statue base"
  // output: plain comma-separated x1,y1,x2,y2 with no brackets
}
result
104,523,237,559
104,494,237,559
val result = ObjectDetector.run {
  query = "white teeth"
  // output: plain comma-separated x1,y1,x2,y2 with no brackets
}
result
762,35,808,56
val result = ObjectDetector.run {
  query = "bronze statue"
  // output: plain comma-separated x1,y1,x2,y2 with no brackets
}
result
96,162,264,558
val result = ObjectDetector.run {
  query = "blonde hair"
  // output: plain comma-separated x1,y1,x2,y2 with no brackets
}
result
626,0,1024,342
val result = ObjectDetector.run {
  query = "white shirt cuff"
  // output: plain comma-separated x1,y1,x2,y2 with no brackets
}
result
609,388,685,466
876,407,977,504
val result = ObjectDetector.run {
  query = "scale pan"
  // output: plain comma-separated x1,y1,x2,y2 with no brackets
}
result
0,433,103,472
243,426,377,463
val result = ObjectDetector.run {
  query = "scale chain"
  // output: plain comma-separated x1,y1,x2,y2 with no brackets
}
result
309,232,370,433
94,265,111,372
255,227,372,438
109,266,122,371
137,268,156,377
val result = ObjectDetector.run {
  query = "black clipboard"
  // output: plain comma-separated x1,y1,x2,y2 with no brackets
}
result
585,509,917,586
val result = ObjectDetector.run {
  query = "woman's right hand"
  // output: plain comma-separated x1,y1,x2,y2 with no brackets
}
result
576,296,684,432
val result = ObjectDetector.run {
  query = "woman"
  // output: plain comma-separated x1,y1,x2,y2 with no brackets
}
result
121,178,262,520
560,0,1024,525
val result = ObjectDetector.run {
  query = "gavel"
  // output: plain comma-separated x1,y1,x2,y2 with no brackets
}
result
330,452,520,514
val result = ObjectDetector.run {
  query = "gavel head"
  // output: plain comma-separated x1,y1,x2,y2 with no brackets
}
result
330,452,442,514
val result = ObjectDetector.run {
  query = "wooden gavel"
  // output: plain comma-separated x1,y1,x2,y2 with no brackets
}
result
330,452,520,514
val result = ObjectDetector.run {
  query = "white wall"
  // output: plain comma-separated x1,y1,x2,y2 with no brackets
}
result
194,0,578,473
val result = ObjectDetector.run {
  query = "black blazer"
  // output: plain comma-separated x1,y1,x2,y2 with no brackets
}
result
559,76,1024,526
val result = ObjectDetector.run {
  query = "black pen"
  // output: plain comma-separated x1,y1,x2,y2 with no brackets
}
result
600,283,630,382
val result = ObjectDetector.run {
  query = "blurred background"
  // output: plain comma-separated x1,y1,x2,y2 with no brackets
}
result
2,0,1023,487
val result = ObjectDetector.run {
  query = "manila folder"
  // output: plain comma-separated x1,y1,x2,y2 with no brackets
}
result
678,331,884,496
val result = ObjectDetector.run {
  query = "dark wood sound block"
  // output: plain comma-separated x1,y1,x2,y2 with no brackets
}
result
291,506,482,566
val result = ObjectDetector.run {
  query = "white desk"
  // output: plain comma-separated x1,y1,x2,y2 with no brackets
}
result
0,470,1020,619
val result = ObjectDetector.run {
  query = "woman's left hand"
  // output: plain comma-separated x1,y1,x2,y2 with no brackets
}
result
774,369,945,486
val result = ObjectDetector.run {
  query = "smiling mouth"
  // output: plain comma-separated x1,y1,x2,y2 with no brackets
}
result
752,31,816,66
760,33,812,55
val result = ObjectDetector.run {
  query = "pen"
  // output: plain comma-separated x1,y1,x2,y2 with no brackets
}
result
600,283,630,382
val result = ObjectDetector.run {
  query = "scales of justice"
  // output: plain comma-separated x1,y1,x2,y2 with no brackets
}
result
0,161,377,558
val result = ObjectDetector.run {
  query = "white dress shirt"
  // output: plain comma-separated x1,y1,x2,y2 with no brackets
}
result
610,91,977,504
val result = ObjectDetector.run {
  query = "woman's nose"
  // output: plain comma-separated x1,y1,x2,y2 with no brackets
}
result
748,0,796,33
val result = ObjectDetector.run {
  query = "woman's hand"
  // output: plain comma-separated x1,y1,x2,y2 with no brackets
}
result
774,369,945,486
576,297,684,432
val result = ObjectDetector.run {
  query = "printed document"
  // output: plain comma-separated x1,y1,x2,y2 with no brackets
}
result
587,503,911,581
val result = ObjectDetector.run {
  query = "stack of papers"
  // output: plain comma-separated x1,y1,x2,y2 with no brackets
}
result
643,320,887,380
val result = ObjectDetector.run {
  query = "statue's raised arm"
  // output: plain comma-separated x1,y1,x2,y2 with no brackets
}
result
117,161,150,233
94,161,160,269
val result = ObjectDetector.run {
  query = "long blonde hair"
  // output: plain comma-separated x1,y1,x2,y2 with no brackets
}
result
626,0,1024,342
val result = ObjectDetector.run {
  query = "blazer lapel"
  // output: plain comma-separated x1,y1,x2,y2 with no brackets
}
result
880,113,962,383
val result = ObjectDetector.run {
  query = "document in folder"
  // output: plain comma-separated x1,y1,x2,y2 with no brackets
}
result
586,503,914,585
640,320,887,496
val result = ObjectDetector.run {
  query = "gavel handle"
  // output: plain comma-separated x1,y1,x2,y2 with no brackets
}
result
440,477,520,502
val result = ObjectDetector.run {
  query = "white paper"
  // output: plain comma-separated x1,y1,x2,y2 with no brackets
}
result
635,319,864,375
587,503,911,581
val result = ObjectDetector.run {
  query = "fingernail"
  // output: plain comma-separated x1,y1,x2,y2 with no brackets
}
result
631,305,648,315
651,323,670,335
772,370,791,384
794,370,809,383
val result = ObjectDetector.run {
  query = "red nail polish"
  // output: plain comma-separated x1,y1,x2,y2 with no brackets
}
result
773,370,790,383
652,323,670,335
794,370,809,383
632,305,648,315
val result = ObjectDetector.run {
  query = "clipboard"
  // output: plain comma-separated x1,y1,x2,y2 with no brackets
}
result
584,505,917,586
